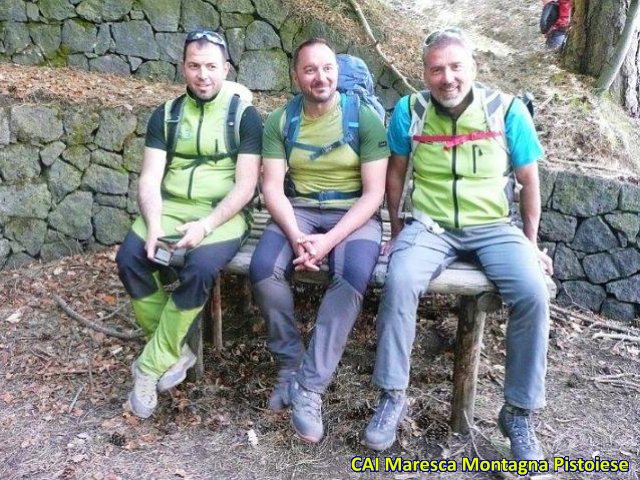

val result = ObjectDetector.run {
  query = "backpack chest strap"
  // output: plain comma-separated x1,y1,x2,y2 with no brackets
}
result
283,93,360,162
291,136,352,161
412,130,501,150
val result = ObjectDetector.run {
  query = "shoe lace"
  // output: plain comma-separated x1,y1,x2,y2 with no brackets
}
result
372,392,403,430
136,373,157,403
510,413,538,448
297,390,321,417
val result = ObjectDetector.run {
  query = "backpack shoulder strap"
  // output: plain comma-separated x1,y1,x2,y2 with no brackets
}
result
224,93,246,161
343,92,361,156
409,90,431,154
282,93,360,163
478,85,512,154
163,93,186,175
283,94,304,163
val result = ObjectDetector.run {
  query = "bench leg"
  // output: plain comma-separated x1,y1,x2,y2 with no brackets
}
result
240,276,252,314
187,314,204,382
450,295,487,434
210,278,223,350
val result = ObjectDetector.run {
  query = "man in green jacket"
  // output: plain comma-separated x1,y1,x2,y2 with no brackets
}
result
116,30,262,419
362,27,553,461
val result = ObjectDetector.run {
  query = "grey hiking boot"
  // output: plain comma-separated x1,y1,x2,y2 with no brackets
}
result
290,381,324,443
268,370,296,411
498,404,545,461
157,344,197,392
362,390,408,451
127,362,159,419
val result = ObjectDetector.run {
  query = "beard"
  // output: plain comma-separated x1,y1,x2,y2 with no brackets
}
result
303,82,336,104
431,85,473,112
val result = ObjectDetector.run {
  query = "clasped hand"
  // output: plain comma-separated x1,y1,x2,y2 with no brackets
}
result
292,234,332,272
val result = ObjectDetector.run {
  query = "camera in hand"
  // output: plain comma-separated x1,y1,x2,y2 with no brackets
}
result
153,235,186,267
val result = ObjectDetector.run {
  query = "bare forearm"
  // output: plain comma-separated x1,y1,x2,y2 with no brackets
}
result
138,179,163,231
200,155,260,232
520,185,541,243
325,159,387,248
386,175,405,236
137,147,167,235
202,183,255,230
264,187,301,243
386,156,408,236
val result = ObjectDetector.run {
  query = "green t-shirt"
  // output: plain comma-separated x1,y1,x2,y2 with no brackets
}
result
262,96,389,207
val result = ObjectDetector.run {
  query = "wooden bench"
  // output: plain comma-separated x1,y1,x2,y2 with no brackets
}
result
188,210,557,434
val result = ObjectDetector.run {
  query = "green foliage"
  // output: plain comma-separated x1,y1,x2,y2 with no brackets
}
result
568,94,593,113
45,45,70,67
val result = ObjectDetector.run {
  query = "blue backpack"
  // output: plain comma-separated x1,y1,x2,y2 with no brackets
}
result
283,53,385,162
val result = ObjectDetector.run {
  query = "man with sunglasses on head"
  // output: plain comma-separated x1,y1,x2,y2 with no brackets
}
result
116,30,262,419
249,38,388,444
362,27,553,461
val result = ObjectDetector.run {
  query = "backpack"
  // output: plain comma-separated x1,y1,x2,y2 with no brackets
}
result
282,54,385,163
540,1,560,34
163,81,253,175
336,54,386,121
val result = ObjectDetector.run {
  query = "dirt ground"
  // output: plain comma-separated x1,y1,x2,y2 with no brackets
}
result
2,248,639,480
2,0,640,479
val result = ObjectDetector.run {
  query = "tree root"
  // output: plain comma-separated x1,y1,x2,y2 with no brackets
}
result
550,304,639,336
53,293,143,340
347,0,418,94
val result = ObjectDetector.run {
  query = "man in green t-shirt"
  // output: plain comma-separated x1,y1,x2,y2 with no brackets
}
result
116,30,262,419
249,38,389,444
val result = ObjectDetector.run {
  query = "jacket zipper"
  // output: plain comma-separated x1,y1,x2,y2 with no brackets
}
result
472,144,482,174
452,119,460,229
187,103,205,199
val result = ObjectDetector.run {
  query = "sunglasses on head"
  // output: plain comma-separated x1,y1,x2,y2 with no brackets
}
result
185,30,228,54
423,26,464,47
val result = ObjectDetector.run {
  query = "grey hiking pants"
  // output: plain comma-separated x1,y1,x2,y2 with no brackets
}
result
250,207,382,394
373,219,550,410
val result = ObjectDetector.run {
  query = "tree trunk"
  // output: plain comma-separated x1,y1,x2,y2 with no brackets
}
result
565,0,640,116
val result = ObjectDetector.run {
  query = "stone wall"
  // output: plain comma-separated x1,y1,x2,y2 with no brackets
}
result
0,4,638,321
539,169,640,322
1,98,639,323
0,102,150,268
0,0,408,109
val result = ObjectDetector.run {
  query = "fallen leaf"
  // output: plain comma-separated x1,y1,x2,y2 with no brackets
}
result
5,311,22,324
1,392,14,403
102,294,117,305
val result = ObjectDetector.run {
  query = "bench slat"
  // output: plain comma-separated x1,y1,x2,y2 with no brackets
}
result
225,246,556,297
233,211,557,297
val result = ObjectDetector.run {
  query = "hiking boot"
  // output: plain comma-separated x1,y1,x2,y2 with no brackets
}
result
290,381,324,443
127,362,159,419
498,404,545,461
157,344,197,392
268,370,296,411
362,390,408,451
